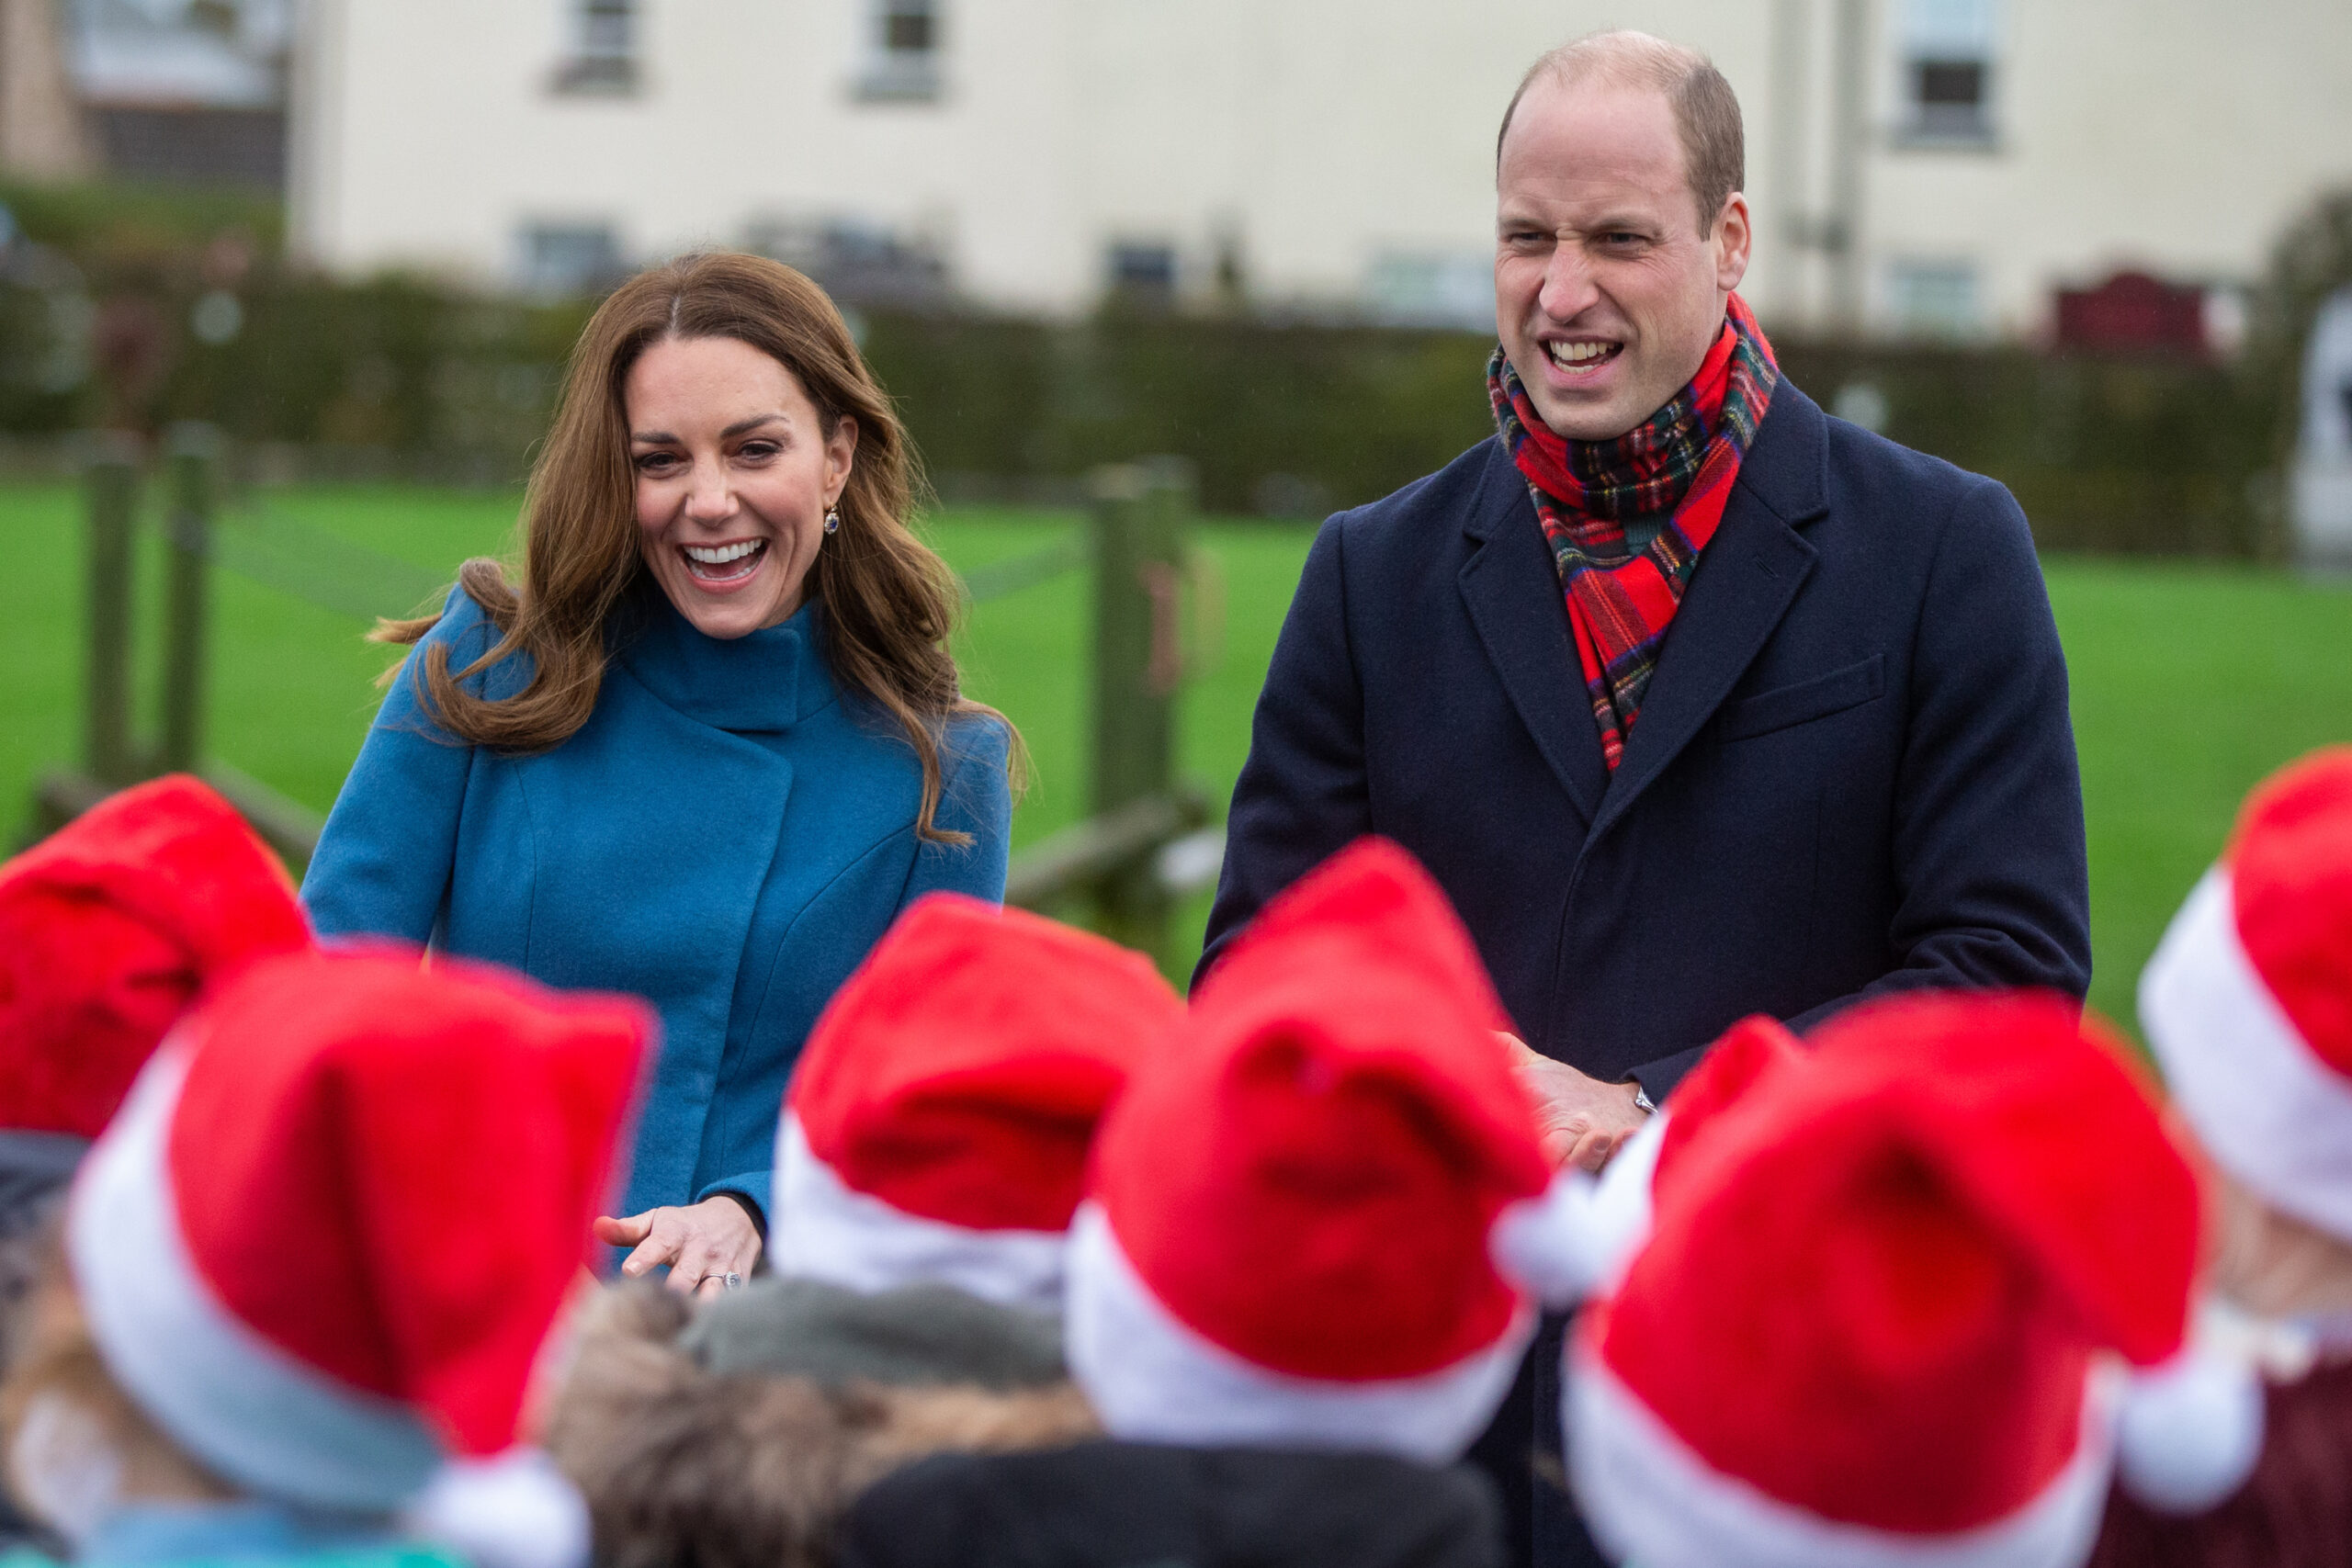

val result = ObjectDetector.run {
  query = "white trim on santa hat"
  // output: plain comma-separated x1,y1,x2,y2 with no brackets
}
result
1565,1338,2116,1568
1064,1202,1533,1464
2141,866,2352,1242
770,1113,1066,1311
401,1446,591,1568
1491,1115,1668,1307
68,1043,443,1512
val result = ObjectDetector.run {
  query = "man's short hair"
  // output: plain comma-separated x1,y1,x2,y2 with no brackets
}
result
1498,30,1747,237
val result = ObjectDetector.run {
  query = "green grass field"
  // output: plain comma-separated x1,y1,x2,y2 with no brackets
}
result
4,479,2347,1024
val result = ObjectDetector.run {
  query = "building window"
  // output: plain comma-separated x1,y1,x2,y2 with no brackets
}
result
1897,0,1997,144
1363,251,1495,332
1886,259,1982,339
1104,241,1178,310
741,217,952,309
518,223,622,297
554,0,638,95
882,0,935,54
856,0,942,103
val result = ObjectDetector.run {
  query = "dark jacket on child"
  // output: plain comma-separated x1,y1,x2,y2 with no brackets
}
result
836,1440,1509,1568
2089,1356,2352,1568
544,1283,1095,1568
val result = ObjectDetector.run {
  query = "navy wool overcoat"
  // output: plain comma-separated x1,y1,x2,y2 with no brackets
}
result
1199,379,2091,1568
1202,378,2089,1087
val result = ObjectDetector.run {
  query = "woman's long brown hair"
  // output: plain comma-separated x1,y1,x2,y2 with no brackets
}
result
377,252,1016,843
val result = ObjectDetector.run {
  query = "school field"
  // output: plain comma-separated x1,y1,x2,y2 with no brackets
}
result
3,479,2347,1030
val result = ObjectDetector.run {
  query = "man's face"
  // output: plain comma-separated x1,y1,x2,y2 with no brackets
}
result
1495,76,1750,441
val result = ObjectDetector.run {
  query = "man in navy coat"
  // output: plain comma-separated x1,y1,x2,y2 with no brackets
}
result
1197,30,2090,1567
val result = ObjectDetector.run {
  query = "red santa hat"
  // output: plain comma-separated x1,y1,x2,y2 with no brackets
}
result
68,946,650,1568
1496,1012,1813,1307
0,774,309,1139
2141,746,2352,1244
1067,838,1563,1462
1559,992,2261,1568
1646,1014,1809,1197
775,893,1183,1309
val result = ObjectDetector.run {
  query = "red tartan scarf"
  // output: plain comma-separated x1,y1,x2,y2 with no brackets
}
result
1487,293,1779,771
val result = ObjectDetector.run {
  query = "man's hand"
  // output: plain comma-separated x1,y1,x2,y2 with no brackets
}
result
1498,1032,1649,1172
594,1197,762,1300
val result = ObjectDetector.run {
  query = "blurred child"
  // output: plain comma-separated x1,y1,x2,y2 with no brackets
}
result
0,776,308,1368
1545,990,2257,1568
762,893,1182,1313
838,839,1584,1568
2092,747,2352,1567
545,895,1175,1567
0,947,649,1568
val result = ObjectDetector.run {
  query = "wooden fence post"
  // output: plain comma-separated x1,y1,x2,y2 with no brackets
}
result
1088,458,1194,963
82,434,141,786
158,423,220,774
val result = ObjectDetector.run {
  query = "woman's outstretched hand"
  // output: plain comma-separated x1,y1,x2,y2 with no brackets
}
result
594,1197,762,1299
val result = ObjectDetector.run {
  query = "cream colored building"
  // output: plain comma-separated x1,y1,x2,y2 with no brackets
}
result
287,0,2352,339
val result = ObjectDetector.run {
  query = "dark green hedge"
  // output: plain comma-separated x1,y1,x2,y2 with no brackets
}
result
864,317,2278,557
0,176,2283,557
1769,343,2276,558
861,309,1502,521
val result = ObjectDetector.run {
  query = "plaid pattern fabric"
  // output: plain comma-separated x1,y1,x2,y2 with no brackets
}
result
1488,293,1779,771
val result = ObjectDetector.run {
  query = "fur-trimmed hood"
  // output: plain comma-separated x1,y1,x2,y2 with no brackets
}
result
544,1283,1099,1568
681,1276,1065,1390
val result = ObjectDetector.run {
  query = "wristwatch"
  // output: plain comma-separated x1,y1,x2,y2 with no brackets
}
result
1631,1083,1657,1115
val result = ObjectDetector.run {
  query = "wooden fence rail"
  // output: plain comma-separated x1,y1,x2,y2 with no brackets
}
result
28,428,1222,965
1003,457,1223,970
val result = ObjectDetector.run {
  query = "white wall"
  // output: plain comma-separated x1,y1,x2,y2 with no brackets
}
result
1850,0,2352,337
288,0,2352,335
294,0,1086,306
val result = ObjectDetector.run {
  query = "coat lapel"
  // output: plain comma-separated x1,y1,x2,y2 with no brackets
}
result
1459,445,1610,828
1589,384,1831,843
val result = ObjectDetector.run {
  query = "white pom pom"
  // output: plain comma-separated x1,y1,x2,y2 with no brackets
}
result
401,1447,591,1568
7,1393,123,1551
1590,1108,1666,1252
1490,1112,1665,1307
2114,1347,2266,1515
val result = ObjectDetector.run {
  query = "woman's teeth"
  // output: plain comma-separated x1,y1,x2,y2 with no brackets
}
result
683,539,767,581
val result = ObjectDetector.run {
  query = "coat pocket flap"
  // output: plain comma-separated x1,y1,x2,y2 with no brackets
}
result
1718,654,1886,742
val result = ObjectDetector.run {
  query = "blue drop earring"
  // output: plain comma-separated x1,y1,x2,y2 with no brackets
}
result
823,507,841,535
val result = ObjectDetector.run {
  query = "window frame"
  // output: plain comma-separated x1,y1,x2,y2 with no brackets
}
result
1892,0,2000,149
516,220,625,298
1883,256,1985,341
551,0,639,97
854,0,944,105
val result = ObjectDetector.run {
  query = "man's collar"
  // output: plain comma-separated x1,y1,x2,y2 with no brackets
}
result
1724,376,1827,528
1467,373,1828,540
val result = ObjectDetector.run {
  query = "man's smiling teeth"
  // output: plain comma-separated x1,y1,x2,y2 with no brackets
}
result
684,541,763,564
1547,340,1621,369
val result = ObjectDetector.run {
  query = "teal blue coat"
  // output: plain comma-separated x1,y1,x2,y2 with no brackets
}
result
300,581,1012,1224
20,1501,456,1566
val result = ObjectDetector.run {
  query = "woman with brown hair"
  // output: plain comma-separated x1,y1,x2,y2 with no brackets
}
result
300,253,1015,1297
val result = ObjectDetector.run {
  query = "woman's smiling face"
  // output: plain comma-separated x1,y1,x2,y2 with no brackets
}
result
626,333,857,640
